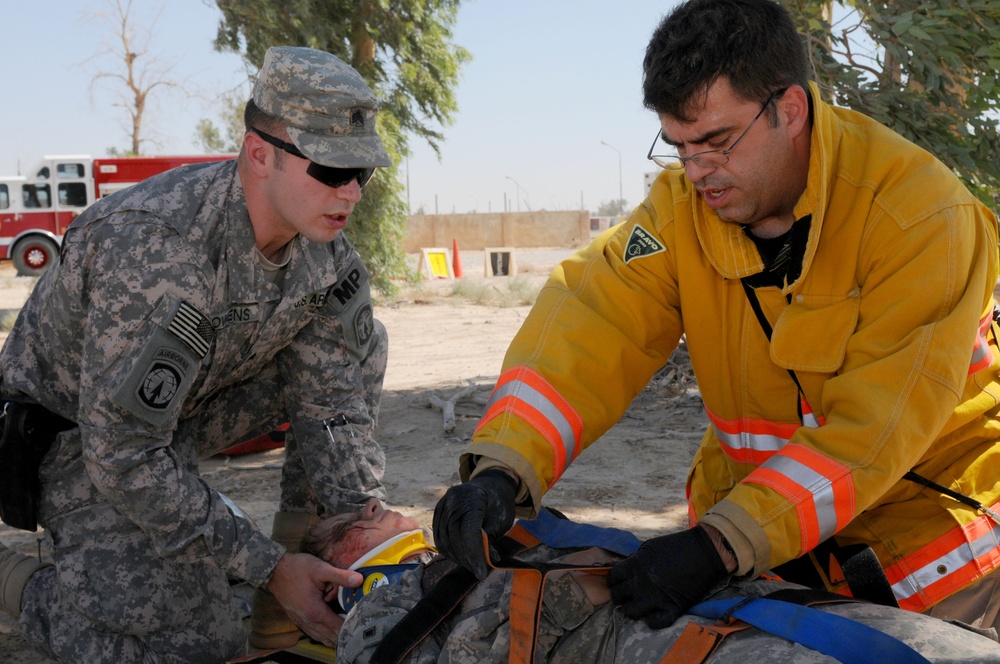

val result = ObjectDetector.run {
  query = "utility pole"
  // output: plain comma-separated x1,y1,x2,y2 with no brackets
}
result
506,175,530,212
600,140,623,218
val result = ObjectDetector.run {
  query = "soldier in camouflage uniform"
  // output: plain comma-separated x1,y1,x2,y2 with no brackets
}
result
313,504,1000,664
0,46,393,663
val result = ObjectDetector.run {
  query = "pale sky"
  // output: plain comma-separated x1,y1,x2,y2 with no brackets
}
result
1,0,681,215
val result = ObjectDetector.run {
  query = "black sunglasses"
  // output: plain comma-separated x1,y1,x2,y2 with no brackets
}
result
250,128,376,189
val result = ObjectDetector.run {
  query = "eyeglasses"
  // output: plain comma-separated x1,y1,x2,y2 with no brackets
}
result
647,87,788,170
250,128,376,188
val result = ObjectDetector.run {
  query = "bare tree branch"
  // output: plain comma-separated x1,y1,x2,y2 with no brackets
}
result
84,0,192,155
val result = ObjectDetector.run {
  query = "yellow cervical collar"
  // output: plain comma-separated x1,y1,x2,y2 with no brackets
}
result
349,529,436,570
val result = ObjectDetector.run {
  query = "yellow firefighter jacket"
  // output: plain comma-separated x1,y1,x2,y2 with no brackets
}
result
462,83,1000,612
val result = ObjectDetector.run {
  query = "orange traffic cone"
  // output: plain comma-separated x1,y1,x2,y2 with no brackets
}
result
452,238,464,278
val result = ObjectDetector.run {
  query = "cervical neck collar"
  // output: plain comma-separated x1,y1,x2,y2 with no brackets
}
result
336,529,436,615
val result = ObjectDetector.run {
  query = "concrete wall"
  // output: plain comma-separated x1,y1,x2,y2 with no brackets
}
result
404,210,590,252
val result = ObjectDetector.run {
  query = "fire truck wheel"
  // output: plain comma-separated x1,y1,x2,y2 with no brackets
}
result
11,236,60,277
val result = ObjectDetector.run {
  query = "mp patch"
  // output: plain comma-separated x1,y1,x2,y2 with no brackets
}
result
315,252,375,361
324,257,369,314
623,225,666,264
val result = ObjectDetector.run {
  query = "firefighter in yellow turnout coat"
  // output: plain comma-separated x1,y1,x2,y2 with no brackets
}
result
433,0,1000,635
466,82,1000,610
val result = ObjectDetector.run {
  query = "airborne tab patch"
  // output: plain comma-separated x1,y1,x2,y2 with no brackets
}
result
112,325,201,427
167,301,214,358
623,225,666,264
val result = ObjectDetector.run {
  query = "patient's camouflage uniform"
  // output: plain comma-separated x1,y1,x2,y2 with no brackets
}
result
1,159,388,663
338,544,1000,664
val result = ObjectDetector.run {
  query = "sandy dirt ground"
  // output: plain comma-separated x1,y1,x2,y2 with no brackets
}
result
0,249,705,663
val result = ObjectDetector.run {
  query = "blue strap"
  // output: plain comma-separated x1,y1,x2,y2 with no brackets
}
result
516,508,642,557
689,597,932,664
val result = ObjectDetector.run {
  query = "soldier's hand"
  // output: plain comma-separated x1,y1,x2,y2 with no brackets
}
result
267,552,362,646
608,526,728,628
432,469,518,579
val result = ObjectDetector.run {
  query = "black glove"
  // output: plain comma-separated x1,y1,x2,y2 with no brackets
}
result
608,526,728,628
432,469,518,579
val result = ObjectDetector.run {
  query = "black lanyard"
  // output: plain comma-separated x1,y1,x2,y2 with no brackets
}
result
740,278,998,524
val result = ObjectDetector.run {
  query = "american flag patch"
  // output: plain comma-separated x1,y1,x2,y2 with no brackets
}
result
167,301,214,358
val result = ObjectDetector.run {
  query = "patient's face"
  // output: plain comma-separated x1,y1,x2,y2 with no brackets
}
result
310,498,423,568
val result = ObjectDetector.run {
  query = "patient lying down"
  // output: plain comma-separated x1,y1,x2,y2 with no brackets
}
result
305,499,1000,664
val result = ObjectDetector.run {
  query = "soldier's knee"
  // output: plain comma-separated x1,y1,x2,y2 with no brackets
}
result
153,612,246,664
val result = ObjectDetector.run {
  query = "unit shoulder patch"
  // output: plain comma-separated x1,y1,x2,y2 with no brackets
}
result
318,253,374,362
136,353,185,410
623,225,666,264
354,303,374,349
112,325,201,427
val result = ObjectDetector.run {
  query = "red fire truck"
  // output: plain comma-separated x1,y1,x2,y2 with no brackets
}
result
0,154,232,277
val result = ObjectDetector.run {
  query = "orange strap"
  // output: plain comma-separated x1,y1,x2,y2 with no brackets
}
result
505,522,543,550
508,566,545,663
480,532,612,664
658,620,753,664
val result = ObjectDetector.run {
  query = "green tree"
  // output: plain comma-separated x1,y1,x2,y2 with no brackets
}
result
782,0,1000,208
194,119,227,154
212,0,471,293
196,91,246,154
595,199,628,218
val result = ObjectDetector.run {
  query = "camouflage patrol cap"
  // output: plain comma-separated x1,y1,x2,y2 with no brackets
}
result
253,46,391,169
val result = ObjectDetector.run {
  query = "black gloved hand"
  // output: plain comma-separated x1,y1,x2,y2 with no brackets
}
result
608,526,729,628
432,469,518,579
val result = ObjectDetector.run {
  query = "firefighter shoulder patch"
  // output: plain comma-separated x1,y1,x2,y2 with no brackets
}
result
623,225,666,264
